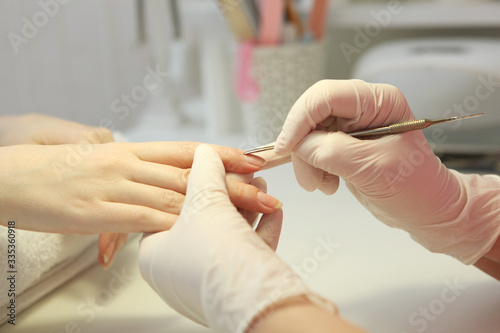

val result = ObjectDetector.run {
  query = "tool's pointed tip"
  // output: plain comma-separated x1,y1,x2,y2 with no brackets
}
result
243,144,275,155
447,113,484,122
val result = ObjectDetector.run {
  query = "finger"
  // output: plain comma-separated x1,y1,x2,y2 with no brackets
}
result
318,173,340,195
293,130,380,185
255,208,283,252
104,233,129,269
130,142,266,174
106,182,185,215
226,172,254,184
127,162,189,197
98,232,120,269
89,202,178,233
251,176,267,193
239,177,268,226
239,208,257,226
248,147,292,171
47,126,114,145
291,153,327,192
226,177,281,214
183,144,230,213
81,127,115,144
116,233,129,250
97,233,128,269
292,153,339,195
130,162,279,214
92,127,115,143
132,168,250,201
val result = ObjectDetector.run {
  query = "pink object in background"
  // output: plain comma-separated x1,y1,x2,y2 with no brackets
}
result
235,41,259,103
258,0,285,45
309,0,329,40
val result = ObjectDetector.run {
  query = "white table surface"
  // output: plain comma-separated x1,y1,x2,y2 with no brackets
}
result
4,108,500,333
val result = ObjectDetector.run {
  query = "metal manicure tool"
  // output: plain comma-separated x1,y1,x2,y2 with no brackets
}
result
243,113,484,155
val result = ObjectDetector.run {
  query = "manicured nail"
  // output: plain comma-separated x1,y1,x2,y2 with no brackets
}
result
103,254,109,268
244,154,266,167
102,240,116,270
257,191,283,209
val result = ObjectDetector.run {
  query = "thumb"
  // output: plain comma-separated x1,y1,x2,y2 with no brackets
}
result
182,144,231,218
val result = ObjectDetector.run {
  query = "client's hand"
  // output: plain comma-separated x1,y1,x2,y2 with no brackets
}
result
0,113,114,146
0,113,117,267
0,142,280,266
139,145,335,333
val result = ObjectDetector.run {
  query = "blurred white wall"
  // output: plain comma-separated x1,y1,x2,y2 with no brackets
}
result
0,0,149,129
2,0,499,133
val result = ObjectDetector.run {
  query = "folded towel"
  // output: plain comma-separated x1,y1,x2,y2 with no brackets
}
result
0,228,99,326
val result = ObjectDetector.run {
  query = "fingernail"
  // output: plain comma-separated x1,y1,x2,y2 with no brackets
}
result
257,191,283,209
244,154,266,167
102,254,109,268
102,241,116,270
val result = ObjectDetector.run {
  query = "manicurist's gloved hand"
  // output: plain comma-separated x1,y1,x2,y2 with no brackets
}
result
274,80,500,265
139,145,336,333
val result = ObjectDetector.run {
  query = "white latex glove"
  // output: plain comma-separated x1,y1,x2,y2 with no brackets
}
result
275,79,500,264
139,145,335,333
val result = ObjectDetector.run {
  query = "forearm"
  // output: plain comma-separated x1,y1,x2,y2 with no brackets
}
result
249,296,367,333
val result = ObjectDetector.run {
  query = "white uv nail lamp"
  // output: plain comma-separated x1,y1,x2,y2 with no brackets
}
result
351,38,500,155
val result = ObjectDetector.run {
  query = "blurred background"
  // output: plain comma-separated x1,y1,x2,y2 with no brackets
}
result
1,2,500,333
1,0,500,162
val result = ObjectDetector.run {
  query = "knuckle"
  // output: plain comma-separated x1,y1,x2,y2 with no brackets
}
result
177,141,197,157
380,83,406,101
87,151,121,172
312,79,330,90
179,168,190,187
228,179,251,200
215,145,232,158
160,190,183,211
131,209,152,228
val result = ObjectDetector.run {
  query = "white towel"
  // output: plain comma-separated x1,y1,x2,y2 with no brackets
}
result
0,229,99,326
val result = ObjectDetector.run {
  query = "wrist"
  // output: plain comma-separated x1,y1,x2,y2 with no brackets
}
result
248,295,365,333
432,171,500,264
247,295,318,332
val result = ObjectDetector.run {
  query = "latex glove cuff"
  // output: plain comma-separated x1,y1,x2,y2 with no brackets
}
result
139,230,337,333
409,171,500,265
